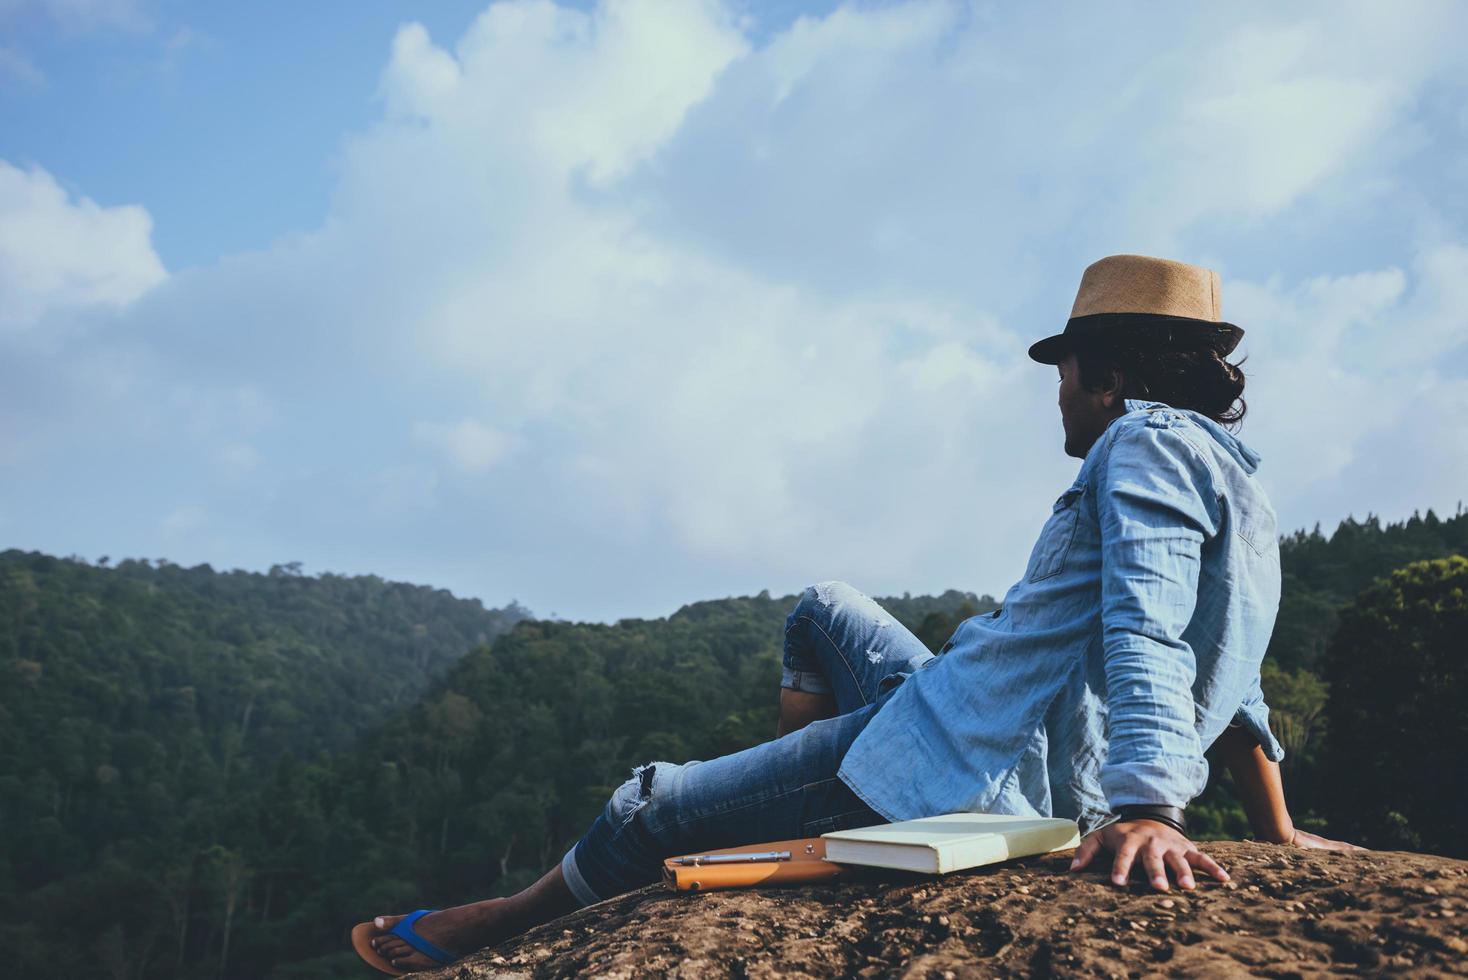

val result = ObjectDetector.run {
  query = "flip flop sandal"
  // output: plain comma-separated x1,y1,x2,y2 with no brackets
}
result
351,909,459,976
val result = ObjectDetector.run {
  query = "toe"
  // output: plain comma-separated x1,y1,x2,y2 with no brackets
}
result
390,950,435,972
367,908,466,971
370,914,411,958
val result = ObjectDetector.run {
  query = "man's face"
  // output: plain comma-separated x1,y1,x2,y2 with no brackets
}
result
1057,350,1122,459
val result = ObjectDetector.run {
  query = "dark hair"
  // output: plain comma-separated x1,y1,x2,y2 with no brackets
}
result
1072,340,1248,428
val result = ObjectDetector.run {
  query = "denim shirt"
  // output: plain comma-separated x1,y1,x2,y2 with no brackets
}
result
838,398,1285,834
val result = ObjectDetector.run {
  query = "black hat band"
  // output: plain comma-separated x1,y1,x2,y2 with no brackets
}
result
1062,312,1243,353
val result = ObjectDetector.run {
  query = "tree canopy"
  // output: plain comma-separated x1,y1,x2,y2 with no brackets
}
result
1,504,1463,977
1320,555,1467,855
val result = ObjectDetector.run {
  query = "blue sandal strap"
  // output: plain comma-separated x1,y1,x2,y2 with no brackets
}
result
387,909,457,965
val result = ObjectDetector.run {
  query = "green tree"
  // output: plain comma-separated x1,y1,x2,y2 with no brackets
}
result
1320,555,1468,855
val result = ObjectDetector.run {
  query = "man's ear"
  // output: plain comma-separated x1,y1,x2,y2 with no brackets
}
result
1100,366,1125,408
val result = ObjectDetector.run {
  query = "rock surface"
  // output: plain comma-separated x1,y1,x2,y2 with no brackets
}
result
420,842,1468,978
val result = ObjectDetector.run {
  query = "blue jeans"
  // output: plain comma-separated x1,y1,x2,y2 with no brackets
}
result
560,581,937,905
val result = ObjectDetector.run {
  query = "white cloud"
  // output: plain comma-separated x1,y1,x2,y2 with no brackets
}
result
1126,14,1429,238
160,503,205,539
413,419,520,473
1233,245,1468,529
4,0,1466,619
0,160,166,331
313,0,1064,587
348,0,1465,594
372,0,747,187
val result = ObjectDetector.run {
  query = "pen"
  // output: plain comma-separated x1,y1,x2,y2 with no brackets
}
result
673,850,792,865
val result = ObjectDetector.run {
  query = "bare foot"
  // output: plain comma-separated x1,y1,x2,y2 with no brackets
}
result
369,898,521,972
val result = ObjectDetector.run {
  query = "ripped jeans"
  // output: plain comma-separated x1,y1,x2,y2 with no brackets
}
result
559,581,937,905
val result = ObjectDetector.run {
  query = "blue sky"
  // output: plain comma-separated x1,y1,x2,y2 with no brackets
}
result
0,0,835,266
3,0,1466,621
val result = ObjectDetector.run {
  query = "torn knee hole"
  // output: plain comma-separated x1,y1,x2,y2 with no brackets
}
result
611,762,659,828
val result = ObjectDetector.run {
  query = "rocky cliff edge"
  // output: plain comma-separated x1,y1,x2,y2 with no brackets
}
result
419,842,1468,978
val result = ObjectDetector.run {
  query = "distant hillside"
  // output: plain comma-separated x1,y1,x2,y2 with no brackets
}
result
1268,507,1468,671
0,550,530,756
0,551,528,980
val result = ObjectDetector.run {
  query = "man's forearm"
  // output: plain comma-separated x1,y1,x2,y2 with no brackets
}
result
1213,724,1293,843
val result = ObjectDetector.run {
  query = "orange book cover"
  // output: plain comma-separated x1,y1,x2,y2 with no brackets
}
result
662,837,847,892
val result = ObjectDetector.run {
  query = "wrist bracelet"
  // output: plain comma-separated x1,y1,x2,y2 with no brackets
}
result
1115,804,1187,836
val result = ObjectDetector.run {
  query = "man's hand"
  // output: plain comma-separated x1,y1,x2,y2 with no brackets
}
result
1069,819,1229,892
1288,828,1365,852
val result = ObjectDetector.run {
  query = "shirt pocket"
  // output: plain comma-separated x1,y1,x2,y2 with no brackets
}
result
1229,497,1278,560
1027,481,1086,583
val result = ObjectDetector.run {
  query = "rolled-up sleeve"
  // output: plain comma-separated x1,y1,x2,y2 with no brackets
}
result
1231,672,1286,762
1096,422,1220,809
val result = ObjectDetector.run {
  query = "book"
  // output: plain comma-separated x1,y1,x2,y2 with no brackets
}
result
662,837,845,892
820,812,1080,874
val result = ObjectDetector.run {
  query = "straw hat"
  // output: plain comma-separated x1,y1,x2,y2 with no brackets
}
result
1027,254,1244,364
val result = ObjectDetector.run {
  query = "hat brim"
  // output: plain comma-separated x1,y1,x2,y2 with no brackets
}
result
1028,314,1243,365
1028,333,1069,364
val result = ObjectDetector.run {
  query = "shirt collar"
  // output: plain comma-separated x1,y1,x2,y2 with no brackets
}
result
1120,398,1263,473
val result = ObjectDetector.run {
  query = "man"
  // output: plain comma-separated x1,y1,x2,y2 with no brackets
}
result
357,254,1355,975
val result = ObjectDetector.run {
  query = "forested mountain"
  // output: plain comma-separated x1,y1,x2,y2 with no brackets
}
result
0,552,528,980
1267,507,1468,671
1320,555,1467,856
1,505,1463,978
0,550,530,755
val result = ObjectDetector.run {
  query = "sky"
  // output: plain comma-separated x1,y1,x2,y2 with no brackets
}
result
2,0,1466,622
